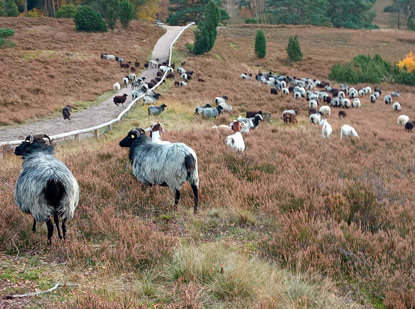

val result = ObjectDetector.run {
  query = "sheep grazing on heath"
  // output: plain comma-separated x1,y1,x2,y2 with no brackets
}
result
246,110,263,118
320,119,332,139
319,105,331,116
194,104,212,115
122,77,129,86
201,106,224,118
113,82,121,91
283,113,297,124
352,98,361,108
148,104,167,116
384,95,392,104
310,113,321,124
340,125,359,139
62,105,71,120
397,115,410,126
405,121,414,132
393,102,401,111
119,128,199,213
225,121,245,152
338,111,346,119
14,135,79,245
113,94,128,107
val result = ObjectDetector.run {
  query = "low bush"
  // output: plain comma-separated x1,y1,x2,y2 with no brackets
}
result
245,18,257,24
56,4,78,18
0,28,15,38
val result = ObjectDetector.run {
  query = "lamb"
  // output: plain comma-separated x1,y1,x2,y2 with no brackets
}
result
397,115,410,126
148,104,167,116
119,128,199,213
14,135,79,245
214,96,228,105
240,73,253,80
309,113,321,124
338,111,346,119
319,105,331,116
392,102,401,111
113,82,121,91
352,98,361,108
62,105,71,120
194,104,212,115
405,121,414,132
238,114,263,130
201,106,224,118
384,95,392,104
225,121,245,152
320,119,332,138
145,123,170,144
283,113,297,124
340,125,359,139
113,94,128,107
309,100,318,109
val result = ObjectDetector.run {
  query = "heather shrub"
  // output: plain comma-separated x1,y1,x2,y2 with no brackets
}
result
74,5,107,32
287,34,302,61
55,4,78,18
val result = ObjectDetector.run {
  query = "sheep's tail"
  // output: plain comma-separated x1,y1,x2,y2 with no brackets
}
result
184,153,199,214
44,179,66,209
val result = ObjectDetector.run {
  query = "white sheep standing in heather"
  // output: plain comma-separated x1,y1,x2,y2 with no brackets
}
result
319,105,331,116
225,121,245,152
397,115,410,126
392,102,401,111
113,82,121,91
340,125,359,140
122,77,129,86
309,113,321,124
320,119,332,139
352,98,361,108
309,100,318,109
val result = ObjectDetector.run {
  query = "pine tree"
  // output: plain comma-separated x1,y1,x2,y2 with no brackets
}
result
255,30,266,59
327,0,377,29
119,0,134,28
193,0,220,55
286,35,302,62
167,0,228,26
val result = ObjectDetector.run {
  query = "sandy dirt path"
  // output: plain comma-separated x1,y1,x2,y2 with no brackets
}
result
0,25,185,142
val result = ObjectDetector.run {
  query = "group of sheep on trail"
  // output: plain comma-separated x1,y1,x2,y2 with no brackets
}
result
242,71,409,139
13,121,200,245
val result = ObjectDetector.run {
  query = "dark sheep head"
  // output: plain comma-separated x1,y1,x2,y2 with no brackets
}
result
217,105,224,114
15,135,53,157
160,104,167,109
119,128,146,148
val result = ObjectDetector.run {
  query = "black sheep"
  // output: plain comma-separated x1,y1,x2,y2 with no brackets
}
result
405,121,414,132
62,105,71,120
113,94,128,107
338,111,347,119
270,88,278,95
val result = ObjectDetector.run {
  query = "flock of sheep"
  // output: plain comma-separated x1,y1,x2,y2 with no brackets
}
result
241,71,409,139
13,52,410,245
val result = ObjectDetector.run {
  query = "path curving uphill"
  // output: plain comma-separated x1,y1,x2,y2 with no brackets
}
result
0,25,186,142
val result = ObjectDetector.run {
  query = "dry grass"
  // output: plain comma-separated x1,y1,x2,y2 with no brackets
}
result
0,17,164,125
2,22,415,307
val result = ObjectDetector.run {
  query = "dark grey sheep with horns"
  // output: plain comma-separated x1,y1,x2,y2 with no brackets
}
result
14,135,79,245
119,128,199,213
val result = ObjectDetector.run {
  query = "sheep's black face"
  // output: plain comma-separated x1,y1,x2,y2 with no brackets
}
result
119,129,145,147
15,137,52,157
14,138,32,156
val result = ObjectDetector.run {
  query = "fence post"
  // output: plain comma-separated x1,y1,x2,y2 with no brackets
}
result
94,129,99,139
74,134,80,142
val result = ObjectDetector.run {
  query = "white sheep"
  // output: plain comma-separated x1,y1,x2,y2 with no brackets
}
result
240,73,253,80
113,82,121,91
392,102,401,111
128,73,137,81
397,115,410,126
342,98,351,108
309,113,321,124
122,77,129,86
309,100,318,109
384,95,392,104
225,121,245,152
282,88,289,95
352,98,361,108
340,125,359,139
320,119,332,139
370,94,376,103
319,105,331,116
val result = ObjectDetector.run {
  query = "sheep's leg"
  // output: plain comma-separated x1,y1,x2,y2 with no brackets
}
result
174,190,181,209
32,219,36,233
53,213,62,240
62,218,67,240
191,184,199,214
46,219,54,245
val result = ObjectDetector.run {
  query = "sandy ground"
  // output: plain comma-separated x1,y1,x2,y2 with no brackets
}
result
0,25,185,143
